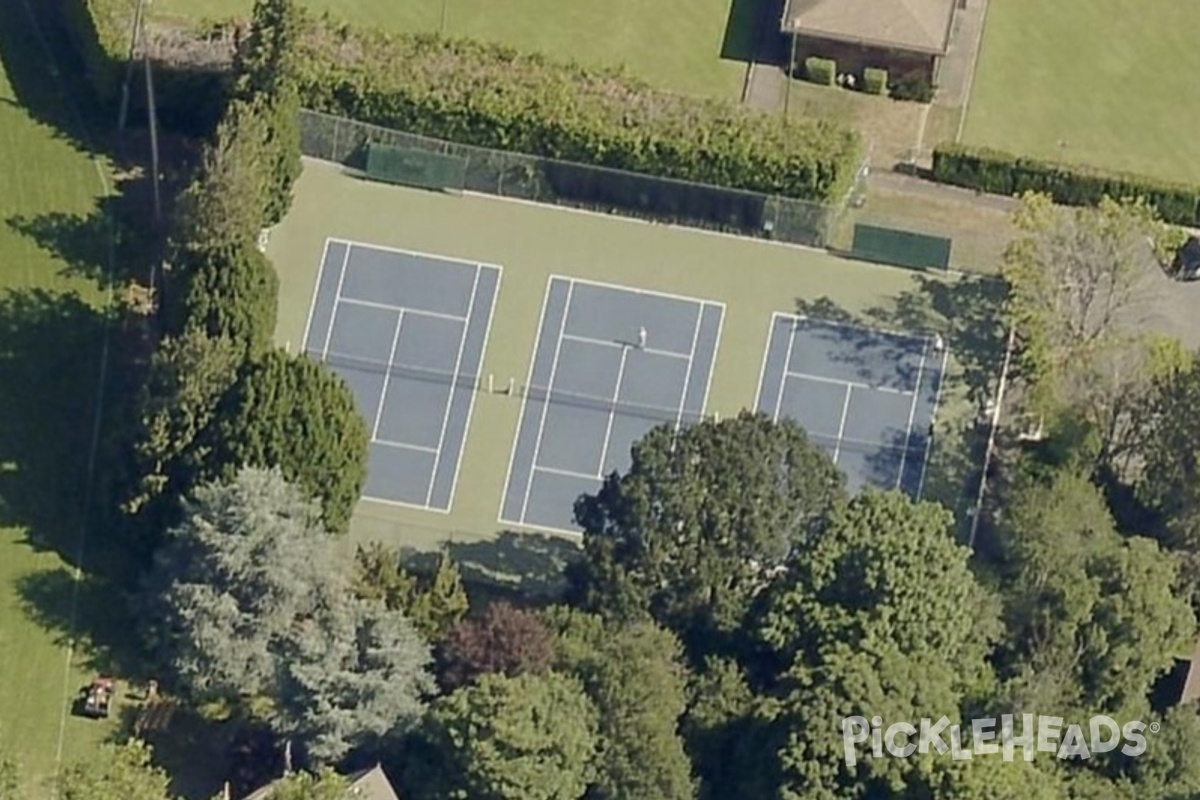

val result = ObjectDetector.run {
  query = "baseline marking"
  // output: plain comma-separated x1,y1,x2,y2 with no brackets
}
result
554,272,719,308
832,384,854,462
699,303,725,419
596,345,631,475
320,244,353,359
535,464,603,482
373,439,440,455
339,296,467,324
674,303,703,431
786,370,913,396
520,280,575,522
427,265,482,506
894,338,930,490
370,310,405,440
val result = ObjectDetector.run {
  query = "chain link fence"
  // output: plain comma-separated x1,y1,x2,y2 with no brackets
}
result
299,109,864,248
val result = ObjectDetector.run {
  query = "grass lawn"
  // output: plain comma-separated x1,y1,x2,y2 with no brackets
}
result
0,1,126,792
785,79,927,169
269,159,1008,585
963,0,1200,183
153,0,751,99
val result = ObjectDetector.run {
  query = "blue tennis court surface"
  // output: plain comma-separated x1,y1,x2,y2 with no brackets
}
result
303,238,500,511
501,277,724,534
756,314,945,498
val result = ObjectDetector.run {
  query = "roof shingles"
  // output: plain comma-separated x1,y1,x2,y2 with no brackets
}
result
783,0,957,54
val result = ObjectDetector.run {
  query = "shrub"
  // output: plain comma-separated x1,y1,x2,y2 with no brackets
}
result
803,56,836,86
863,68,888,96
291,25,861,202
889,71,934,102
932,143,1200,225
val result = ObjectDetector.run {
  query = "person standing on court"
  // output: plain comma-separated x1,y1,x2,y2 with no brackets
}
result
638,326,647,349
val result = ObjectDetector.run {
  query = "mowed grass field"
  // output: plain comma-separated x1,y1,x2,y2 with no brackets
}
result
0,2,121,792
963,0,1200,183
269,159,1008,570
153,0,751,98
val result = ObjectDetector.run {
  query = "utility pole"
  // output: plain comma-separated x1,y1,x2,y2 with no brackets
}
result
118,0,148,130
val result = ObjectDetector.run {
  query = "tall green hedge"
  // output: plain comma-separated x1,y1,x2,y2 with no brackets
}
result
932,143,1200,226
294,24,861,202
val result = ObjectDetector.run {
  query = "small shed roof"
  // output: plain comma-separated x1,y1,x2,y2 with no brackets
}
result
782,0,958,55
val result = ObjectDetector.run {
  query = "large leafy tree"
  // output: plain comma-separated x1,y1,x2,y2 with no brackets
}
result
57,741,173,800
1002,194,1164,414
141,468,433,762
440,602,555,690
211,350,368,534
415,672,598,800
754,492,998,800
546,607,696,800
572,411,845,654
997,470,1194,720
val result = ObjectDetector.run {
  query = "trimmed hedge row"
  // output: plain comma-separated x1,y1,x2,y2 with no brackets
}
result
294,23,861,202
932,143,1200,226
804,57,836,87
863,68,888,96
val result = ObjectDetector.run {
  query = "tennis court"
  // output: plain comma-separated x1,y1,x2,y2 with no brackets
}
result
756,314,945,497
500,276,724,534
303,238,501,511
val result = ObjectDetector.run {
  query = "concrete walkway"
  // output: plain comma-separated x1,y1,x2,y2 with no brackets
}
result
934,0,990,125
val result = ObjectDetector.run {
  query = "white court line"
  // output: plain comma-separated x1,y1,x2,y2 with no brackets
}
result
753,312,788,412
596,345,631,475
773,323,798,421
339,296,467,323
535,464,603,482
561,332,690,361
916,345,951,501
787,369,914,396
373,438,440,454
497,277,556,527
832,384,855,462
674,304,703,431
427,265,482,506
300,238,334,350
358,491,447,515
788,312,931,350
370,310,405,441
448,265,503,514
894,338,930,491
555,271,719,308
326,235,504,273
320,244,353,358
520,280,575,522
699,303,725,420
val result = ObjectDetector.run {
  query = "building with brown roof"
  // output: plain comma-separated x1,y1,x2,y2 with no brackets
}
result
780,0,963,92
242,765,400,800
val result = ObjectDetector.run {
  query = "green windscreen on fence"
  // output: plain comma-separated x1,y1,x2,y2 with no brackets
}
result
851,224,952,270
365,143,468,192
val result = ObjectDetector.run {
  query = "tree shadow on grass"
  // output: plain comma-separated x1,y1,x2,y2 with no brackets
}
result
402,530,582,603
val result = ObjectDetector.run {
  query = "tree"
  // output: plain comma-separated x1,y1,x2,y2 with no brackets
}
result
126,329,240,515
545,607,696,800
353,544,468,639
753,492,998,800
440,602,555,689
249,769,350,800
57,741,173,800
572,411,845,655
141,468,434,762
416,672,598,800
173,238,278,358
212,350,368,535
1002,193,1163,414
926,756,1066,800
997,470,1194,720
1124,705,1200,798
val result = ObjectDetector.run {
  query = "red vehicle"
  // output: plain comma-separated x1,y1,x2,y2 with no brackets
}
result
82,677,114,719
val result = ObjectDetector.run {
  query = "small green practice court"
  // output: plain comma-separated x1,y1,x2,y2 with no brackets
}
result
964,0,1200,183
270,159,1007,554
